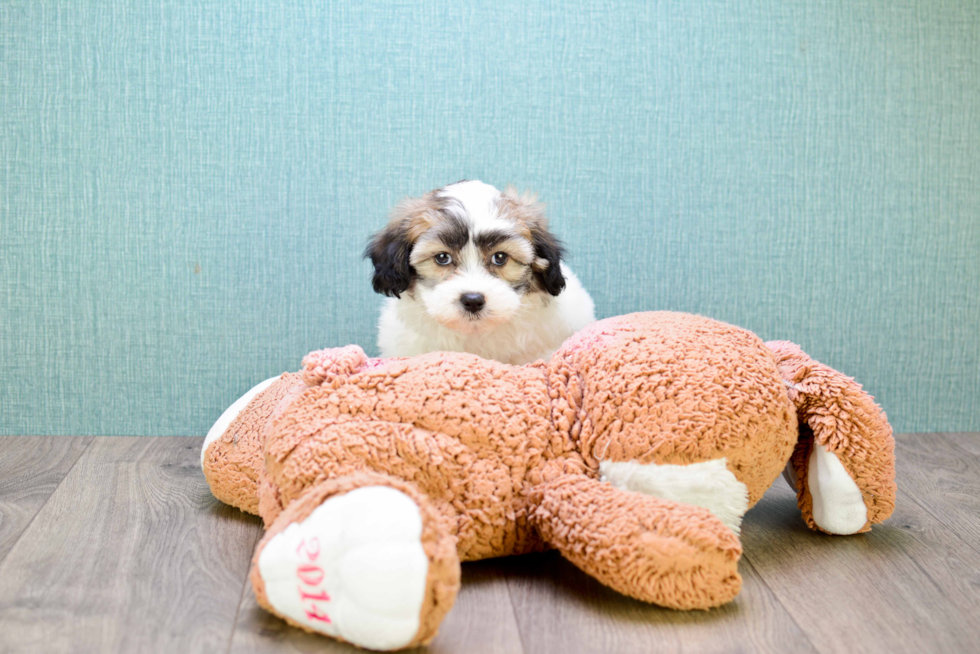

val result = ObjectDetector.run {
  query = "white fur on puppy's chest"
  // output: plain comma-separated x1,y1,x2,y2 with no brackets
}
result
599,458,750,533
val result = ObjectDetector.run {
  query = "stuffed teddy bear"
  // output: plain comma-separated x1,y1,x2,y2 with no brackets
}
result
202,311,895,651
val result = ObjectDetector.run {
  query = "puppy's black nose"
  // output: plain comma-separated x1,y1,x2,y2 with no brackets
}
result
460,292,486,313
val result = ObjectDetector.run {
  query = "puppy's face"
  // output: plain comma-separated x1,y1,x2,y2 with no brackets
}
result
366,181,566,335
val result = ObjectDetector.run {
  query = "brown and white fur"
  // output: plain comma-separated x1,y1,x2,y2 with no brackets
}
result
365,181,595,365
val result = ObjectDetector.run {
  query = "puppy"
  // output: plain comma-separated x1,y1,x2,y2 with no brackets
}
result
365,180,595,365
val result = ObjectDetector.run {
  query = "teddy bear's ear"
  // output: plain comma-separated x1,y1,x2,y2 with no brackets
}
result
302,345,367,386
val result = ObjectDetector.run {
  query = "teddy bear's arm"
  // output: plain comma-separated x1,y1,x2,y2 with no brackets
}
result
529,475,742,610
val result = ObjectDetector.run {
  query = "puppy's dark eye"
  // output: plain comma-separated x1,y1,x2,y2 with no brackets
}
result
491,252,508,266
434,252,453,266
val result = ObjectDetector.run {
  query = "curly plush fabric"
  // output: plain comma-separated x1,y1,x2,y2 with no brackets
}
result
530,475,743,609
203,311,896,650
766,341,896,532
547,312,798,505
202,371,303,514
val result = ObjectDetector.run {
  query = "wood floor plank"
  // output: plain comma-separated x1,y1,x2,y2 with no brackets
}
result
229,557,525,654
505,548,816,654
893,433,980,554
938,432,980,457
740,452,980,654
0,436,93,564
427,559,526,654
0,437,264,654
2,432,977,653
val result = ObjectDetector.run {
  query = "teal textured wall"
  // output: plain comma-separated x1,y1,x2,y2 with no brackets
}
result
2,1,978,435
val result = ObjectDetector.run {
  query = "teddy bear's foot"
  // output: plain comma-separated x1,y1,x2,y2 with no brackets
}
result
255,486,427,649
767,340,896,535
783,445,867,534
250,478,460,651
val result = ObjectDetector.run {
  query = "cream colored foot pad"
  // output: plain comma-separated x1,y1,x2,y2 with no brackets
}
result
257,486,429,651
808,446,868,535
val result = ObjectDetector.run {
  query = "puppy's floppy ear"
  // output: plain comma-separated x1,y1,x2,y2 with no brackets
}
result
530,227,566,296
502,186,567,297
365,193,442,297
364,217,415,298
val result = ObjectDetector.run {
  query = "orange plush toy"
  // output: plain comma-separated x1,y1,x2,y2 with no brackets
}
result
202,311,895,651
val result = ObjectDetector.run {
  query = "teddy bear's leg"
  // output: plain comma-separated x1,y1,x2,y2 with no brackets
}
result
530,475,742,609
249,473,460,651
766,340,897,535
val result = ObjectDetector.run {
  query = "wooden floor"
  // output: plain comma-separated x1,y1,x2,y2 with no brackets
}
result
0,435,978,653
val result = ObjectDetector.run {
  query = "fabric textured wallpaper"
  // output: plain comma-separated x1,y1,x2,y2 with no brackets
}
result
1,0,978,435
